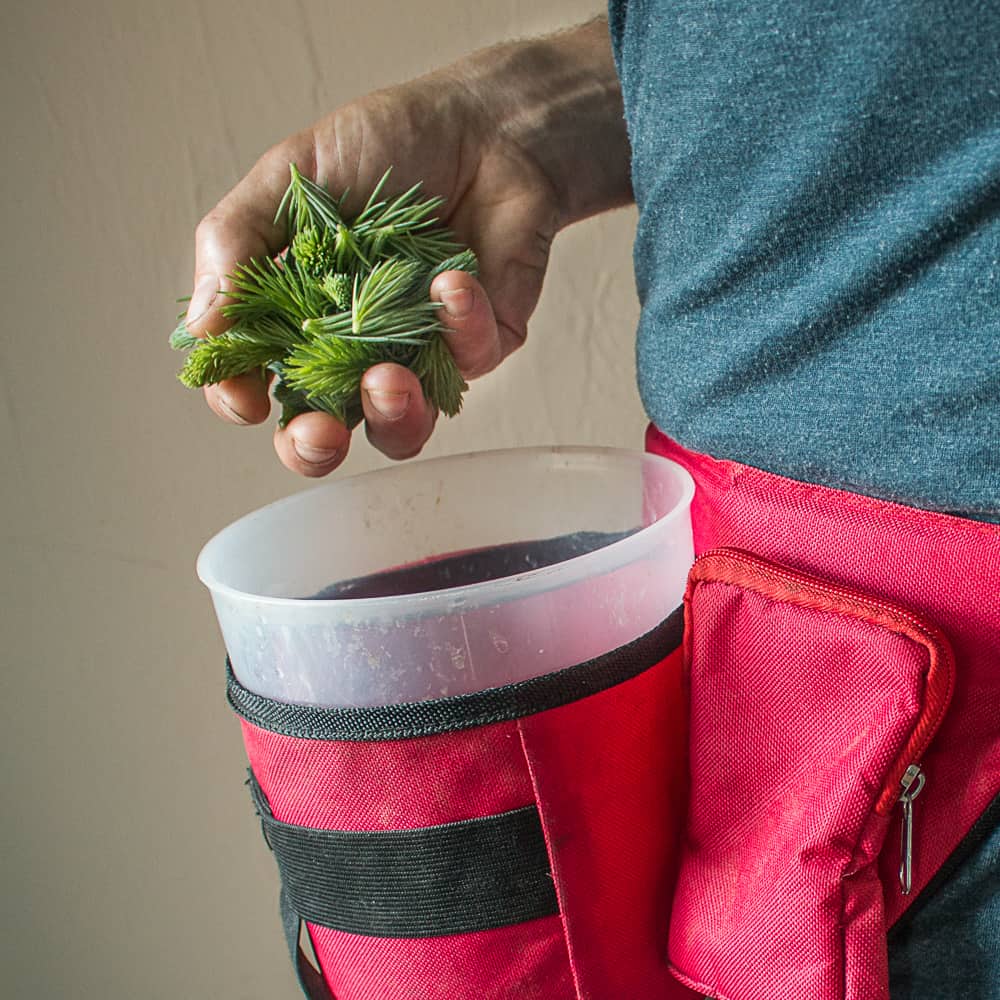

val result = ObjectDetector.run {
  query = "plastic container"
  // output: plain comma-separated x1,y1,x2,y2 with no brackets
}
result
197,446,694,707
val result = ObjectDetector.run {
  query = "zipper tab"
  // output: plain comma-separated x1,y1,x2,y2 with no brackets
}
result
898,764,926,895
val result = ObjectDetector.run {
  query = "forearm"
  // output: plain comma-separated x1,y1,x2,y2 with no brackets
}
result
449,16,632,229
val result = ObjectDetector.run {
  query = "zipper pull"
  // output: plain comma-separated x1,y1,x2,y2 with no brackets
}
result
898,764,926,895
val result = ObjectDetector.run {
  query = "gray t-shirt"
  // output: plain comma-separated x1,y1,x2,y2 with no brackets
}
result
609,0,999,518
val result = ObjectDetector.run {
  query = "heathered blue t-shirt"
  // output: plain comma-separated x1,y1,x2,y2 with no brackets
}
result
608,0,999,518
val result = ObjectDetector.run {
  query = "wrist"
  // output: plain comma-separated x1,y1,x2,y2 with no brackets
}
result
445,17,632,229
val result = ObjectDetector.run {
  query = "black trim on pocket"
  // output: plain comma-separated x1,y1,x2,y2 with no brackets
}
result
228,607,683,740
248,771,559,938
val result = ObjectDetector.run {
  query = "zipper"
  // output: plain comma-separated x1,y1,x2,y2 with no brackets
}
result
898,764,926,895
686,547,956,890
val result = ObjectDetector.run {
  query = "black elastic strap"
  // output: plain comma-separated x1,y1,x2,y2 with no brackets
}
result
252,774,334,999
248,770,559,938
280,886,336,1000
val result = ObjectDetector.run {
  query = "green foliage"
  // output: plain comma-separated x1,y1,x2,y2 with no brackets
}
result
177,317,302,387
291,227,337,277
319,272,353,310
223,255,328,325
270,370,314,427
171,165,477,426
275,163,345,235
413,332,468,418
169,316,200,351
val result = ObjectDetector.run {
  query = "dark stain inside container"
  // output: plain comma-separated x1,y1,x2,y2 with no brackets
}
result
311,529,637,600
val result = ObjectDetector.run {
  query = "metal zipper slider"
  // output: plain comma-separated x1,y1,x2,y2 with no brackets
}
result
898,764,926,895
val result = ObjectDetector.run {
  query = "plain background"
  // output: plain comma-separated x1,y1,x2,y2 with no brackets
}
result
1,2,647,997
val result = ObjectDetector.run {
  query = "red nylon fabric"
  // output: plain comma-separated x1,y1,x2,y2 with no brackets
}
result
673,562,943,1000
241,718,574,998
241,719,533,830
310,918,575,1000
239,642,692,998
677,549,956,815
518,646,699,1000
232,427,998,999
647,425,1000,999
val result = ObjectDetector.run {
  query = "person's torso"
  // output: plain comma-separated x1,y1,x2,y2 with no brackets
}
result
609,0,999,516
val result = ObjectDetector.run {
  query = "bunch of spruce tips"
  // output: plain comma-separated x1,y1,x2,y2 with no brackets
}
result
171,165,477,428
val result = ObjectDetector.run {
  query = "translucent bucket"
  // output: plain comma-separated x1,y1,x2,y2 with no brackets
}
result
197,446,695,707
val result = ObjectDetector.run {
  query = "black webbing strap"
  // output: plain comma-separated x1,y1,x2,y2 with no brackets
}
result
250,772,335,1000
280,884,336,1000
247,772,559,997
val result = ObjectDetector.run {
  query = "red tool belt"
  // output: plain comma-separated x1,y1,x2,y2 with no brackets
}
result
228,427,999,1000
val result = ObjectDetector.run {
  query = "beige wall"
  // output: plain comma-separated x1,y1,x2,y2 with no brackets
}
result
2,2,644,996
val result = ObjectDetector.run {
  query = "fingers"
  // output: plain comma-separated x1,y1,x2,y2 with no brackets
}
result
430,271,503,378
273,410,352,478
187,131,318,427
206,271,497,450
360,364,437,460
182,121,531,468
271,363,436,477
272,272,497,470
271,365,435,477
203,371,273,426
351,271,499,467
186,129,317,338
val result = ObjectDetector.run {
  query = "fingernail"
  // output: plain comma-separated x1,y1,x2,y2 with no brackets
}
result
216,394,251,425
186,275,218,325
365,389,410,421
292,439,342,466
440,287,474,320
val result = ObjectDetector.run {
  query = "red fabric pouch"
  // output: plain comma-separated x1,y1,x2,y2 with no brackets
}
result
227,429,998,999
229,608,699,1000
669,548,955,1000
647,424,1000,1000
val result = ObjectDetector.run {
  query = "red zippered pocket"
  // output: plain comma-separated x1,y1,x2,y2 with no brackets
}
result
668,548,956,1000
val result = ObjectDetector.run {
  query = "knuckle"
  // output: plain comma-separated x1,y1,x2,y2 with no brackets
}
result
258,142,293,178
194,211,223,250
262,132,316,183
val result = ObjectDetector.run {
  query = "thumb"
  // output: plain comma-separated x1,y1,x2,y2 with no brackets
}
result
185,130,316,337
430,272,503,379
446,183,557,367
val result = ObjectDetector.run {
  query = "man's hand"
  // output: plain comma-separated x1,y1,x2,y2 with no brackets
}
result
184,17,630,476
